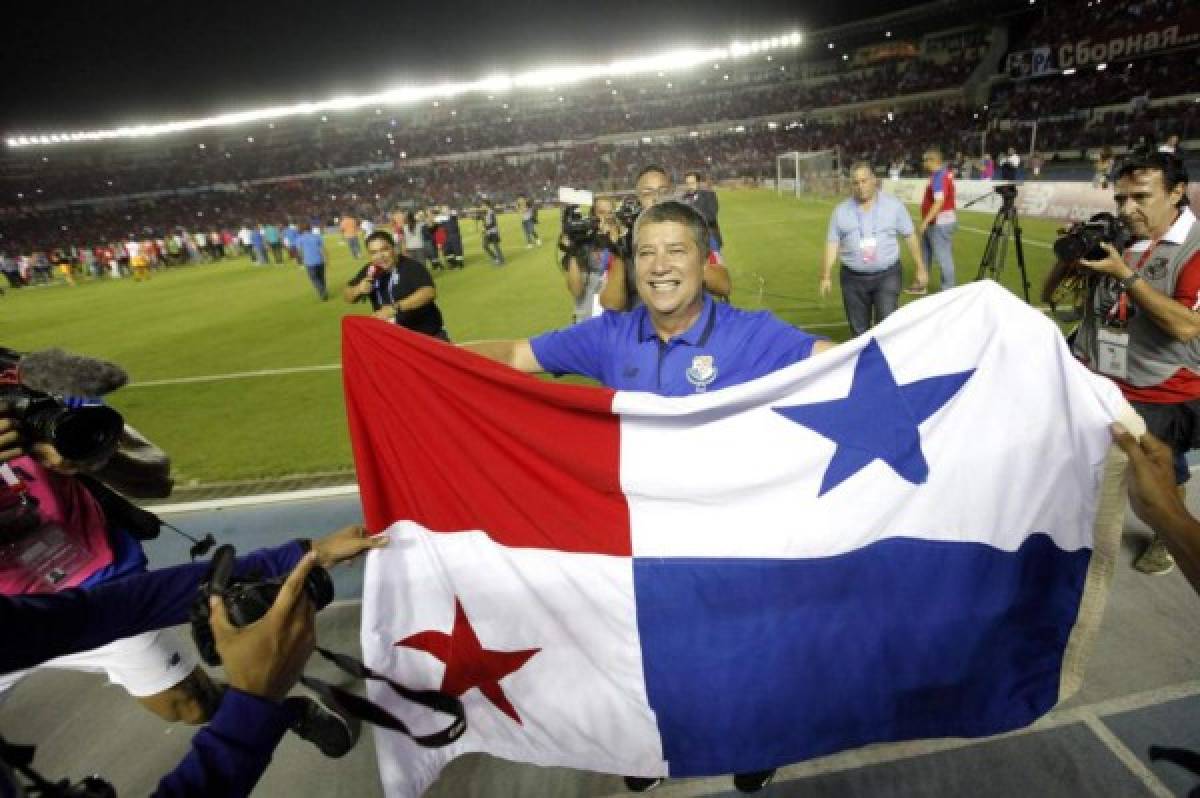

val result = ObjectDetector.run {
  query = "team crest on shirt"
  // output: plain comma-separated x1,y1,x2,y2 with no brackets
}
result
1143,257,1169,280
686,355,718,392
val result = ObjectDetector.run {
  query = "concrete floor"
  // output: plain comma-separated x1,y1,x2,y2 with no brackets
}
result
3,493,1199,797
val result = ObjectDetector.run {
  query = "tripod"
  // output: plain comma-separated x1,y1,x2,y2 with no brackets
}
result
972,189,1031,303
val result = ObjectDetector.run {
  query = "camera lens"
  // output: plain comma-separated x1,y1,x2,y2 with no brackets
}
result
31,404,124,462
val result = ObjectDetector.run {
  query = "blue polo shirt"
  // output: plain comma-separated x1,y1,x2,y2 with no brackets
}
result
826,192,914,274
530,296,822,396
296,231,324,266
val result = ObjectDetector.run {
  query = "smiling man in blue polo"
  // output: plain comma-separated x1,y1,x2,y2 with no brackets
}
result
461,201,829,792
463,201,832,398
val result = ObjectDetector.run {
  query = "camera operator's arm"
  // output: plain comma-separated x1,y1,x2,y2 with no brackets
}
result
0,414,19,463
153,554,319,797
598,254,630,311
459,340,544,373
0,525,382,675
1111,423,1200,597
564,252,586,300
1081,244,1200,342
704,262,731,300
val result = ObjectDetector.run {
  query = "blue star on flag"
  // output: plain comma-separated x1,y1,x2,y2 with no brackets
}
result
774,338,974,496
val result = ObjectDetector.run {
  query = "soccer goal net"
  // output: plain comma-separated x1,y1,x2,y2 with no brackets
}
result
775,149,841,197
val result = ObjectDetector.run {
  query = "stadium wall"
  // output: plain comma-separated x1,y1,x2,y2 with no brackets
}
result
875,178,1200,222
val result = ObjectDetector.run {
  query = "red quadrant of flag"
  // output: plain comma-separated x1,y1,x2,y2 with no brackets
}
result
342,317,631,556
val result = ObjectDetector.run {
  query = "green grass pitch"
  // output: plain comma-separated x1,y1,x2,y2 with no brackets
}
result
4,189,1069,486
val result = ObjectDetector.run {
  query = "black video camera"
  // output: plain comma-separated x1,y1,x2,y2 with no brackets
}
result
994,183,1019,202
0,385,123,463
1053,212,1134,262
561,204,599,247
190,544,334,666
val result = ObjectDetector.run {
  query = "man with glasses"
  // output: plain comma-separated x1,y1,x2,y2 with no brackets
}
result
601,166,732,310
343,230,448,340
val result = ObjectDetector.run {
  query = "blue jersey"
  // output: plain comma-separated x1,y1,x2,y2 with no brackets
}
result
531,295,822,396
296,231,325,266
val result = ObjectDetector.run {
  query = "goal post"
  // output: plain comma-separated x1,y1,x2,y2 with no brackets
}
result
775,149,841,197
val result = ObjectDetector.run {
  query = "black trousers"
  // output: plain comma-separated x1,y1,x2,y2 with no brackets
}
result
839,261,901,337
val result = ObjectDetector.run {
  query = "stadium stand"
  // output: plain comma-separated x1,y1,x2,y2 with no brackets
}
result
2,0,1197,264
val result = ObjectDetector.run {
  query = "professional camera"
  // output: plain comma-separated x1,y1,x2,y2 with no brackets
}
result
1053,212,1134,262
561,204,599,246
615,195,642,228
0,385,123,463
994,183,1018,202
190,544,334,666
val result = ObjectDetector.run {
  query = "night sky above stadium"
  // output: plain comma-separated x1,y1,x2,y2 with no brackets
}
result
7,0,932,132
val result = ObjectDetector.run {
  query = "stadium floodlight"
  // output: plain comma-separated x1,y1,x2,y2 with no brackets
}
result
5,31,807,147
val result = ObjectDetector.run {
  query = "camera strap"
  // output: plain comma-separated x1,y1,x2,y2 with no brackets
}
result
300,647,467,748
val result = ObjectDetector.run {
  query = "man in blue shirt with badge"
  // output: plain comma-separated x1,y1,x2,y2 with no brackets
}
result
465,201,831,397
820,162,928,337
463,201,829,792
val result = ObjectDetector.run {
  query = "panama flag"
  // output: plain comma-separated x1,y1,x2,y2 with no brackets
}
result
346,282,1133,797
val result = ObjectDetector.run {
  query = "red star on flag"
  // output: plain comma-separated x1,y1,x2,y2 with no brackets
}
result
397,598,541,725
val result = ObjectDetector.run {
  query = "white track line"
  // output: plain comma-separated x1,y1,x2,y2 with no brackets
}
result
128,363,342,388
1082,714,1175,798
152,484,360,514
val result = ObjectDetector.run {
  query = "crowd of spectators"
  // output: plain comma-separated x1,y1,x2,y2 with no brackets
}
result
989,48,1200,119
1018,0,1191,51
0,100,986,259
4,11,1199,260
2,50,980,206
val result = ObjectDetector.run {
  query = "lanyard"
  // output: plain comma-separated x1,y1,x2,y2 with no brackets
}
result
372,269,400,308
854,199,878,240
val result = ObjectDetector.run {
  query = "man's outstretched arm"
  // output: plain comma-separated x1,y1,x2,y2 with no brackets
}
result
460,340,544,373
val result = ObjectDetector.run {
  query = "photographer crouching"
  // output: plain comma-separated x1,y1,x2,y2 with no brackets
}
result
1049,151,1200,575
558,197,625,324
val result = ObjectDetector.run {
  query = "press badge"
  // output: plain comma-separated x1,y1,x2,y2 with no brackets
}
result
1096,328,1130,380
860,236,878,264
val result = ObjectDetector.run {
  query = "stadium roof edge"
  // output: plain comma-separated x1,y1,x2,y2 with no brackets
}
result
809,0,1023,40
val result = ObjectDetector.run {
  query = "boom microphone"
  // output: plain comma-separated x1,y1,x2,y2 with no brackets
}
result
7,348,129,397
